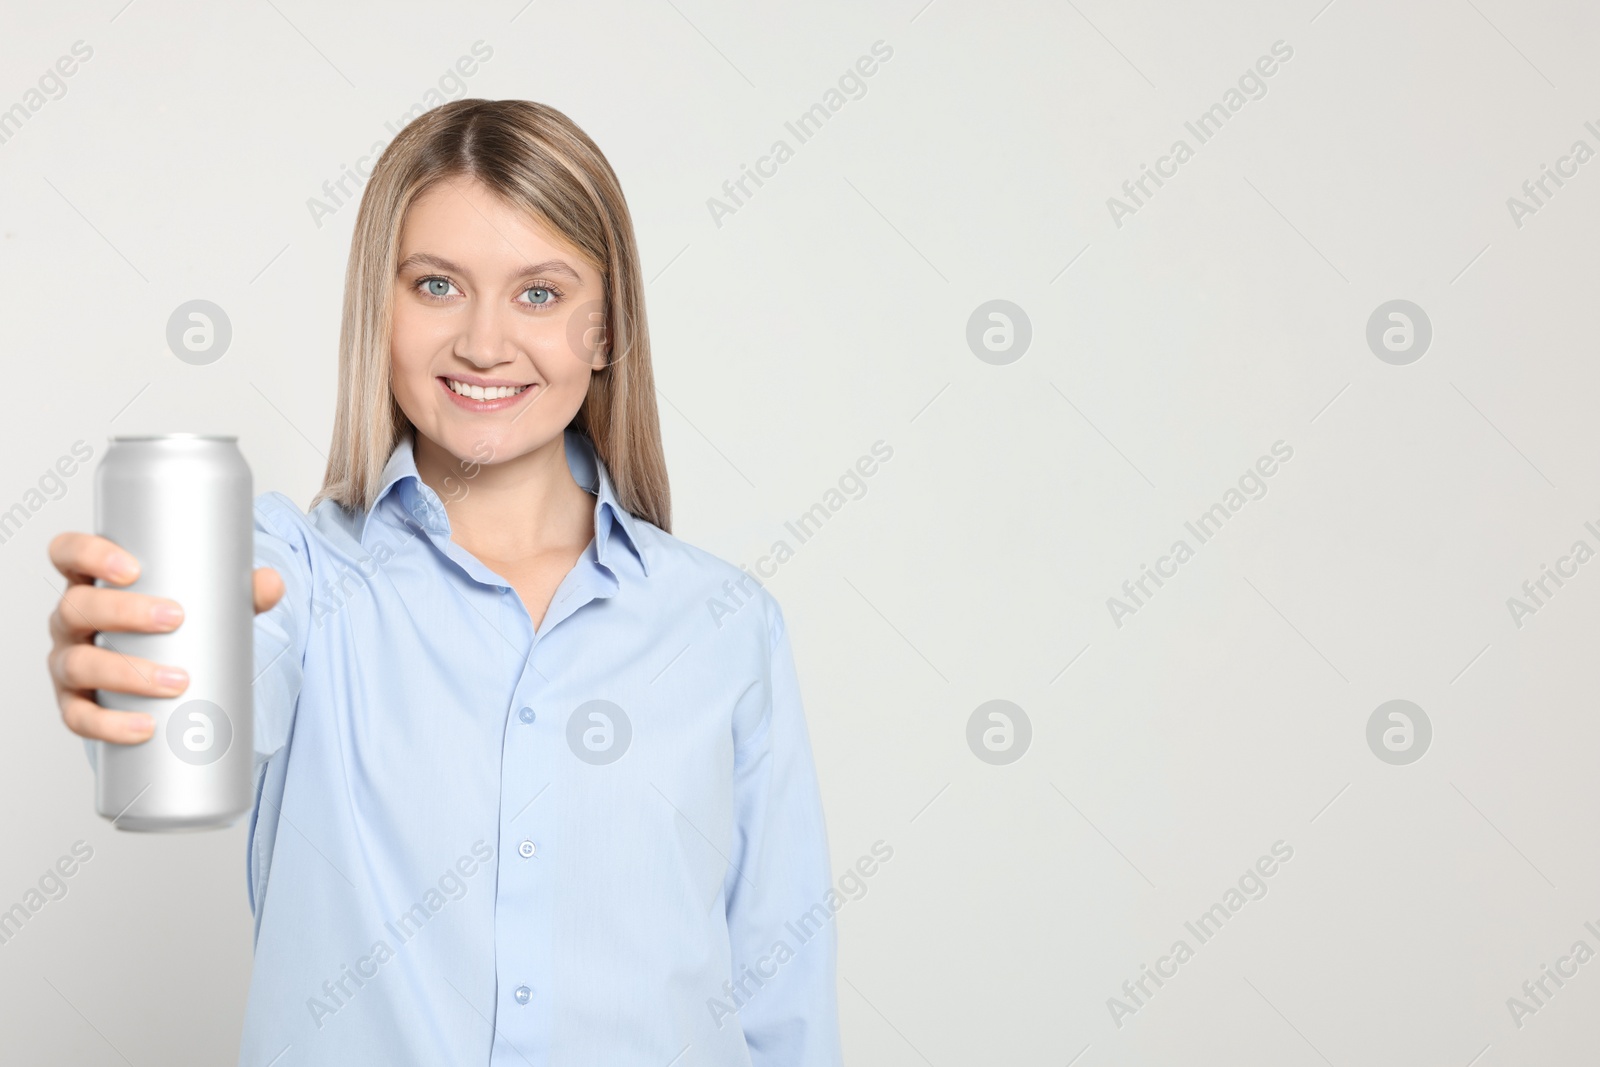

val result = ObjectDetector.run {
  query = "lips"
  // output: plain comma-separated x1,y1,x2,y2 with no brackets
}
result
437,375,538,412
444,377,529,401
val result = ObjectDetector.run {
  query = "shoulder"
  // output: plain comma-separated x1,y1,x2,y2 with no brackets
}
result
253,490,305,537
624,517,788,648
252,490,369,568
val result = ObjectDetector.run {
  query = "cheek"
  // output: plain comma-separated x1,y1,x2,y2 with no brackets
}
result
389,305,428,387
527,310,600,386
537,357,594,419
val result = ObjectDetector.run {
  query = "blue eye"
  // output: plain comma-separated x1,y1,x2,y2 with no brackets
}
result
421,277,453,298
525,287,552,305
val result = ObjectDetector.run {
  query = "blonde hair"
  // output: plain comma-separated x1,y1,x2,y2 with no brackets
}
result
311,98,671,533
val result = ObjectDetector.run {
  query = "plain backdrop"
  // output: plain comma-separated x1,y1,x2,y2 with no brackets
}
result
3,1,1599,1063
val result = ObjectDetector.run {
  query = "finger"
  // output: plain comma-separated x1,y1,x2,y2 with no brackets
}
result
253,567,284,615
49,643,189,700
50,584,184,643
58,691,156,744
49,532,140,587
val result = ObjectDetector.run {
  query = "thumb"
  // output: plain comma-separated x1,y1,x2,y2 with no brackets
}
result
253,567,286,615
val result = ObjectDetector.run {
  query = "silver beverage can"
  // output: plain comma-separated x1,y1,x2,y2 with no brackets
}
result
93,435,254,831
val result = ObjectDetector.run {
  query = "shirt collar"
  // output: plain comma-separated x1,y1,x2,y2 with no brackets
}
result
359,428,650,578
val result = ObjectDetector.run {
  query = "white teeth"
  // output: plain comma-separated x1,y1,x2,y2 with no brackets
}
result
447,379,530,401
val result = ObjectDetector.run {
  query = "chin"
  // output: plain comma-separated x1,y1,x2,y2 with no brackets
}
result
423,411,569,468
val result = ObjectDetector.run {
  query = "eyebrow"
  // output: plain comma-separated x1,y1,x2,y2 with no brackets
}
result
396,252,585,283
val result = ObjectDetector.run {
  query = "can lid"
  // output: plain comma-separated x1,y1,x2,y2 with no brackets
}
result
110,433,238,442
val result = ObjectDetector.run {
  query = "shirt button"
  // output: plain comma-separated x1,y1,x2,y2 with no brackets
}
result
513,985,531,1005
518,707,535,724
518,839,536,859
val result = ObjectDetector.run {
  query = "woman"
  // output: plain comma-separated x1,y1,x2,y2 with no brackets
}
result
47,99,841,1066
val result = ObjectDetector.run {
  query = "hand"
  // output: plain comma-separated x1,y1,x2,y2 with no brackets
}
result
47,532,284,744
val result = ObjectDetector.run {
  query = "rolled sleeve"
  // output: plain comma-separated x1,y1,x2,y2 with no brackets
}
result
251,492,313,766
723,603,842,1066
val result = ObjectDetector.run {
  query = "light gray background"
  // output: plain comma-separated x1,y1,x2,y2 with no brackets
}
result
2,0,1595,1063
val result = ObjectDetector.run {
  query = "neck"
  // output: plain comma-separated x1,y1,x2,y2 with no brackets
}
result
412,429,595,562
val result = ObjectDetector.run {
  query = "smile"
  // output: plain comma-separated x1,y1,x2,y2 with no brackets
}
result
437,376,538,411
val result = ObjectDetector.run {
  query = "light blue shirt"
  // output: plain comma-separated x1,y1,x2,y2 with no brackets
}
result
237,428,840,1065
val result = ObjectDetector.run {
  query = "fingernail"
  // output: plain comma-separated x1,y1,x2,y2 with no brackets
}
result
154,667,188,690
152,603,184,627
108,552,139,580
129,714,155,734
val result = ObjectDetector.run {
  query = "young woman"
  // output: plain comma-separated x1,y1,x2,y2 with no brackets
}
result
47,99,841,1066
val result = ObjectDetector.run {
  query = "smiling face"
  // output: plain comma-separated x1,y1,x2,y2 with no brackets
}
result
389,174,607,471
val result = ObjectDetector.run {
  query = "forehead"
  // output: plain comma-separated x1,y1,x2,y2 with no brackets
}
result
399,176,592,270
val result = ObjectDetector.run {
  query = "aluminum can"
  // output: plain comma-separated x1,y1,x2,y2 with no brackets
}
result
93,435,253,831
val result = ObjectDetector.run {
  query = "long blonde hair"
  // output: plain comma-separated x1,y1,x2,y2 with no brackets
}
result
311,98,671,532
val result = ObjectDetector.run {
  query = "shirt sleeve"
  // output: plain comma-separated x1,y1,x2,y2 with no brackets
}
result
251,492,314,767
723,602,843,1066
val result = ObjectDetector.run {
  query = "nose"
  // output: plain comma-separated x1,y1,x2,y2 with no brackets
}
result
454,299,516,370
